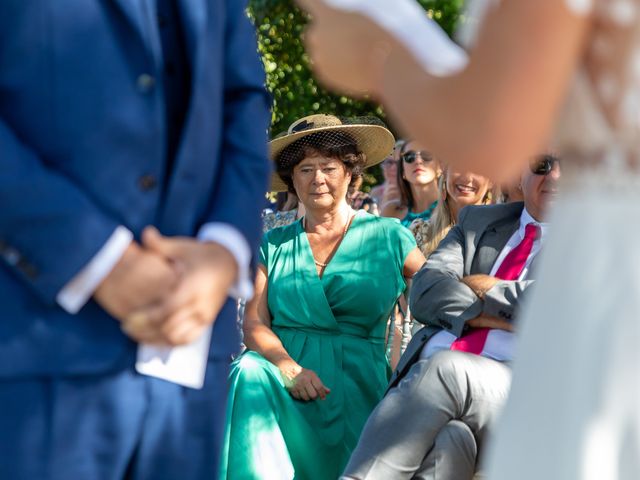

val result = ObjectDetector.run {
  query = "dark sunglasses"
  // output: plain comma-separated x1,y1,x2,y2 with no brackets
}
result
402,150,433,164
530,154,560,175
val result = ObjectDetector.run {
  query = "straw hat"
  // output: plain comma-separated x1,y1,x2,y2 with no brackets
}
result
269,114,395,192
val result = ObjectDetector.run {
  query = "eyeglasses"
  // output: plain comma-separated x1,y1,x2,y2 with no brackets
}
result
402,150,432,164
381,159,398,168
530,154,560,175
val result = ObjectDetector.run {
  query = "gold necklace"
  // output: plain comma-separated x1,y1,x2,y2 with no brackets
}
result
305,210,354,268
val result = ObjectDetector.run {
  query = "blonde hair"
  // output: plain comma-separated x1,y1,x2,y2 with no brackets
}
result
418,171,493,258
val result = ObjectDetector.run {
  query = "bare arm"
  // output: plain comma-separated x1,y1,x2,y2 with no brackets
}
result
467,314,513,332
299,0,592,182
243,265,331,401
379,181,402,215
461,274,499,299
380,181,405,218
403,246,426,279
242,265,291,369
380,1,591,181
463,273,534,323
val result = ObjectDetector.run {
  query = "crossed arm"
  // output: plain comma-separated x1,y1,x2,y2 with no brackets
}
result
461,275,512,332
410,219,531,336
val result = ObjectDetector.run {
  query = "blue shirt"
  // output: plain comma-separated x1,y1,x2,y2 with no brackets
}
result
401,200,438,227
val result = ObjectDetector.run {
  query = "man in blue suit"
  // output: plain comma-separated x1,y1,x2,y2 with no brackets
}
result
0,1,271,478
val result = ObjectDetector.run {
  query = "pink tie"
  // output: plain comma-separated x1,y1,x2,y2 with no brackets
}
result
451,223,540,354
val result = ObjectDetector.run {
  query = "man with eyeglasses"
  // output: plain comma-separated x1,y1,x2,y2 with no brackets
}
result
342,155,560,480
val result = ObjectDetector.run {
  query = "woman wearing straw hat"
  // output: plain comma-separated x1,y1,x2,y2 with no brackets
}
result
220,114,426,479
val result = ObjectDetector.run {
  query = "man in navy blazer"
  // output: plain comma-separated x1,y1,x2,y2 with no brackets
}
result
0,1,271,478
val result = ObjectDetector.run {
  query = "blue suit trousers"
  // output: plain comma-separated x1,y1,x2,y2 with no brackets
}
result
0,359,230,480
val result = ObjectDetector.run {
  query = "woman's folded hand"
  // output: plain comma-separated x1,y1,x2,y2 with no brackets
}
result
279,360,331,401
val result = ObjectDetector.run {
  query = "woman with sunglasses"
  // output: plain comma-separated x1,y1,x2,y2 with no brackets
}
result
381,140,441,227
297,0,640,478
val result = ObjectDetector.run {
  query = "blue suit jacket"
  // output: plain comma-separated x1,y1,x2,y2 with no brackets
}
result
0,0,271,377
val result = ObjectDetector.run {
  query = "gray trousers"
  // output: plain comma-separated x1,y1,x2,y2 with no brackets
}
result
415,420,477,480
342,351,511,480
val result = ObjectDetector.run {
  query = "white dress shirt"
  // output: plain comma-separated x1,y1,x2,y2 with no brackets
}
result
56,223,252,314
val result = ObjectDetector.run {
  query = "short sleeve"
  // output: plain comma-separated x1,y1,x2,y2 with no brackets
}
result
388,220,418,270
258,231,269,269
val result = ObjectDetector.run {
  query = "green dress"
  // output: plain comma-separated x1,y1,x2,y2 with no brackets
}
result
220,211,416,480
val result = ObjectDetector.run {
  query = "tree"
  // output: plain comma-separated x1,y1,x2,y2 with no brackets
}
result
248,0,464,188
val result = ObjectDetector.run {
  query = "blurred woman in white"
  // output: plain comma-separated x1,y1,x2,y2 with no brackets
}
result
296,1,640,478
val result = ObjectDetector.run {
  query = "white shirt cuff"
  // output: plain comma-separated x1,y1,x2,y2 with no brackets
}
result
56,226,134,314
197,223,253,300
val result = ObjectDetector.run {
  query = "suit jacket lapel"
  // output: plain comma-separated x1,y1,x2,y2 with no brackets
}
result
471,218,520,274
175,0,207,73
108,0,161,66
159,0,207,225
107,0,206,80
109,0,146,34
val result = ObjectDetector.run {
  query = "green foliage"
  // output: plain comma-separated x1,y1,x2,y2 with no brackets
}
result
416,0,465,37
247,0,463,189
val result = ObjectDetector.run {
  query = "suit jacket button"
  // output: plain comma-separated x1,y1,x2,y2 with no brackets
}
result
136,74,156,93
3,247,20,266
138,174,158,191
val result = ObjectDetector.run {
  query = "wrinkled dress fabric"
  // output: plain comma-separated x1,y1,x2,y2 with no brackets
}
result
220,212,416,479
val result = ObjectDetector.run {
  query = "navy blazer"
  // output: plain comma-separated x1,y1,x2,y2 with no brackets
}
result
0,0,271,377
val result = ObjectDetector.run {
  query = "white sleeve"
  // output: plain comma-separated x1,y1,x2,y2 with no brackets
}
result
197,223,253,300
56,226,134,314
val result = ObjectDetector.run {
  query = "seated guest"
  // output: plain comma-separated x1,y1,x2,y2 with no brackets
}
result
347,177,370,210
342,154,560,480
262,192,305,232
411,167,493,257
370,139,405,207
220,114,426,480
359,196,380,216
381,140,442,227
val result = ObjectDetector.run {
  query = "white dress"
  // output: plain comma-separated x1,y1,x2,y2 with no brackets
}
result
487,1,640,479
